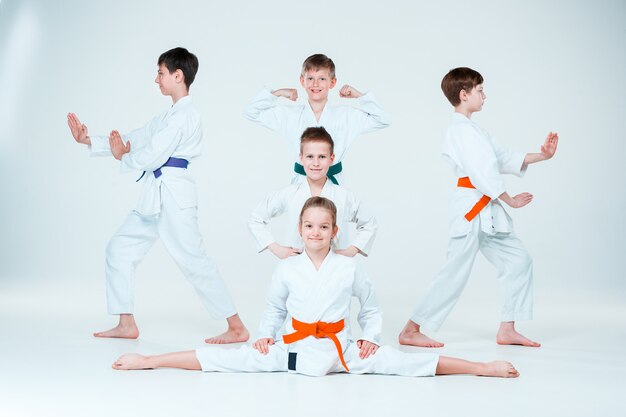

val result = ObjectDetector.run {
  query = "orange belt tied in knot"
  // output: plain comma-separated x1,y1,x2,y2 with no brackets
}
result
457,177,491,222
282,317,349,372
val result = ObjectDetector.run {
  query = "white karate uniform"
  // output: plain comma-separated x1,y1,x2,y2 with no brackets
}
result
243,87,390,184
247,180,377,255
196,251,439,377
410,113,533,331
89,96,237,318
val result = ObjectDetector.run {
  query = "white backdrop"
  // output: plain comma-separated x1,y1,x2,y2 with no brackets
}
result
1,0,625,325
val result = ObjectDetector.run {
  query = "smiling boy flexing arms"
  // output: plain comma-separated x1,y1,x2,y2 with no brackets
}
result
244,54,390,185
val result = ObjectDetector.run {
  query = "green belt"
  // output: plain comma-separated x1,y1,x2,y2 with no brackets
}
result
293,161,343,185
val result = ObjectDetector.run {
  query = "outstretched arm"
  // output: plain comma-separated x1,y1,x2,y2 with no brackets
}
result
523,132,559,167
67,113,91,145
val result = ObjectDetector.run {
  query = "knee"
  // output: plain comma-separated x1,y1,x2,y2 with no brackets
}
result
512,252,533,276
105,237,120,261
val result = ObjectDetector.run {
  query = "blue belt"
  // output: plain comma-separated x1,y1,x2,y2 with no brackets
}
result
136,157,189,182
293,161,342,185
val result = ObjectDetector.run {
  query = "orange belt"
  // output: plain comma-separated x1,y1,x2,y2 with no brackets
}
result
283,317,349,372
457,177,491,222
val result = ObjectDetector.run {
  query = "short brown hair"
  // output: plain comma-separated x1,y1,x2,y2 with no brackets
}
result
301,54,336,79
299,196,337,227
441,67,484,106
158,47,199,90
300,126,334,154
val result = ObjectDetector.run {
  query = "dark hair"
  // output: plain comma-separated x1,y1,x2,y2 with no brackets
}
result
158,47,199,90
299,196,337,227
301,54,336,79
441,67,484,106
300,126,334,154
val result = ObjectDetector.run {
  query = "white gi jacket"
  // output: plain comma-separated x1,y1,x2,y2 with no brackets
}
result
257,250,382,376
248,180,377,255
243,87,390,182
443,113,527,237
90,96,201,215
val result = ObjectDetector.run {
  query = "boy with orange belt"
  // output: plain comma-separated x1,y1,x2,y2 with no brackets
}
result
399,67,559,348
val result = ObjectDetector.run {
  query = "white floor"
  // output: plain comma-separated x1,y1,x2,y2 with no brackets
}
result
1,277,625,417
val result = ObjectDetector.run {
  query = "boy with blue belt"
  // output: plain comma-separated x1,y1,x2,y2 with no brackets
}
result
67,47,248,344
399,67,559,348
244,53,390,185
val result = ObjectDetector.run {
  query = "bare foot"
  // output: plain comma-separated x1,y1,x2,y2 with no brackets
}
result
497,323,540,347
479,361,520,378
204,327,249,344
398,321,444,347
94,314,139,339
112,353,151,370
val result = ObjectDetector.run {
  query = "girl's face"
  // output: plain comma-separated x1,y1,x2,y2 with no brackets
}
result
298,206,337,252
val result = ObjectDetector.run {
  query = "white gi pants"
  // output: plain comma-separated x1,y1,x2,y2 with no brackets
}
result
411,218,533,331
195,341,439,377
104,186,237,319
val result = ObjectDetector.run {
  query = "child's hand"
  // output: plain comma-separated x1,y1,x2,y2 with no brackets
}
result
253,338,275,355
541,132,559,159
109,130,131,160
334,246,360,257
504,192,533,208
67,113,91,145
272,88,298,101
339,85,362,99
357,340,379,359
268,243,302,259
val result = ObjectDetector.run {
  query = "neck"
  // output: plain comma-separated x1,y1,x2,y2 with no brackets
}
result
170,90,188,104
305,247,331,270
455,108,473,119
306,176,328,196
308,98,328,114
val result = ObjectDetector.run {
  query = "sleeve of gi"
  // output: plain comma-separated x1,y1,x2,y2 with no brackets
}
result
242,87,287,132
352,263,382,345
119,108,189,173
343,92,391,145
490,135,527,177
257,265,289,340
345,192,378,256
248,188,289,252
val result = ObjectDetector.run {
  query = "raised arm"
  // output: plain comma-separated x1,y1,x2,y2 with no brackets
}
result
343,89,391,139
243,87,292,132
523,132,559,167
67,113,91,145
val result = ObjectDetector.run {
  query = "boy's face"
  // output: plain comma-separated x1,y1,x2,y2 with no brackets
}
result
298,207,337,252
155,64,179,96
300,68,336,102
299,141,335,181
464,84,486,112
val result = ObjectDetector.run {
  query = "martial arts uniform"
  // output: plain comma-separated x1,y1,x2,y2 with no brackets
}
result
243,87,390,184
89,96,237,318
248,180,377,255
196,251,439,377
410,112,533,331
